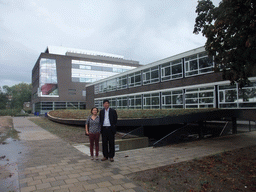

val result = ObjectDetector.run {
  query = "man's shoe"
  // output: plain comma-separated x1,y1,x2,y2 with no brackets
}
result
110,158,114,162
101,157,108,161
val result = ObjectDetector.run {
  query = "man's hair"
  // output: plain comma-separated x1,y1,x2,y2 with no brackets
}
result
103,99,110,104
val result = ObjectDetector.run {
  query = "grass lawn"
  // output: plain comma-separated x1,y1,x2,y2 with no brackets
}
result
48,108,221,119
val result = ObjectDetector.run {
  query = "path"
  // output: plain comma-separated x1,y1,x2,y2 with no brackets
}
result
12,117,256,192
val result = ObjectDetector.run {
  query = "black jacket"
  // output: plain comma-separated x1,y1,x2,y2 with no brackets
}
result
99,108,118,133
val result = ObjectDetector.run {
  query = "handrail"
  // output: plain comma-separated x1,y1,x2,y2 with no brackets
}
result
122,126,144,139
153,124,189,147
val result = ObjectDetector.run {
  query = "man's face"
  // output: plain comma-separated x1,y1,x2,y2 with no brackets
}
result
103,102,109,109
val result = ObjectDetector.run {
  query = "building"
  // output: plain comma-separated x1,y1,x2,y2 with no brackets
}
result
32,46,140,114
86,46,256,110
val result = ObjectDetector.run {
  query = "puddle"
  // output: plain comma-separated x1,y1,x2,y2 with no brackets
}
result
0,137,21,192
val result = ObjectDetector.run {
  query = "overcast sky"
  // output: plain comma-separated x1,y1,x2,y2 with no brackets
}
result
0,0,221,88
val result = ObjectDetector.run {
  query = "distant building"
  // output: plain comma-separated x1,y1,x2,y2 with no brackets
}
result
31,46,141,114
86,46,256,110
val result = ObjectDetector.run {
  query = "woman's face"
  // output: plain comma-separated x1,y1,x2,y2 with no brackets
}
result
92,108,98,115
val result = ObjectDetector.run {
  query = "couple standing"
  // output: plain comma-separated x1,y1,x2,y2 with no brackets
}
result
85,100,117,162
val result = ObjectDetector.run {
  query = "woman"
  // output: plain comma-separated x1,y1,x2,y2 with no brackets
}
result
85,107,101,160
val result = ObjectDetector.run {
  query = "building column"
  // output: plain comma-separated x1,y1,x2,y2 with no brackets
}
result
198,121,204,139
232,117,237,134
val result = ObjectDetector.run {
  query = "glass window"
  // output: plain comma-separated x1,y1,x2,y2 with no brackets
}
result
39,58,58,96
117,75,127,90
128,71,141,87
185,52,213,77
143,66,159,85
107,79,117,92
238,82,256,108
185,86,215,108
143,93,160,109
219,84,238,108
99,82,107,93
54,102,66,110
109,98,117,109
82,90,86,97
162,90,183,108
161,59,183,81
94,84,99,94
94,100,103,109
116,97,128,109
128,95,142,109
80,65,91,70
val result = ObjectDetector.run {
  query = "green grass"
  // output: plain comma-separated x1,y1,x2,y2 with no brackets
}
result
48,108,221,119
28,117,88,144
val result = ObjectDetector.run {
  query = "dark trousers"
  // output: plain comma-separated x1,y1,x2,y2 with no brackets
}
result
102,127,115,159
89,132,100,157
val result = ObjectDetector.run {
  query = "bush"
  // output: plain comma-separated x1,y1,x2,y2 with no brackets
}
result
0,109,22,116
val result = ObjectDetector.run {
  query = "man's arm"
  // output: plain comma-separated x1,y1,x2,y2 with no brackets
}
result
113,109,118,126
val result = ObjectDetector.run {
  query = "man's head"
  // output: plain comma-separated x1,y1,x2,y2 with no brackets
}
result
103,99,110,109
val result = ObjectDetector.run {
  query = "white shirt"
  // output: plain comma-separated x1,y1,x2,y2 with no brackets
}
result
103,108,111,126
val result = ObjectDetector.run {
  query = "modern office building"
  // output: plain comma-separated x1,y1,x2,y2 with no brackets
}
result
32,46,140,114
86,46,256,110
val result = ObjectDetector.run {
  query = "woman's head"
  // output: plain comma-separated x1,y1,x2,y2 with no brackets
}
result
91,107,99,115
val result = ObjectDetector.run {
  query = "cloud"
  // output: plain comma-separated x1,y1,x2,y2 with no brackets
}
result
0,0,221,88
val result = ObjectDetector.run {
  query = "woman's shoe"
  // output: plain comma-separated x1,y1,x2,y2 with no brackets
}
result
95,156,99,160
91,156,94,160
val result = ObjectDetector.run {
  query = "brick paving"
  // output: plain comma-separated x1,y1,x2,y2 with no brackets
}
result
13,117,256,192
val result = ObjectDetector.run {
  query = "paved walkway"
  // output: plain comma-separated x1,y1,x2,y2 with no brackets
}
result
13,117,256,192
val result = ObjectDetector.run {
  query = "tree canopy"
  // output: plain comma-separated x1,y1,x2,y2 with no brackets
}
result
194,0,256,87
2,83,32,109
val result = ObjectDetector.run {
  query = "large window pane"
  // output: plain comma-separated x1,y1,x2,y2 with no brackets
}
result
39,58,58,96
185,52,213,77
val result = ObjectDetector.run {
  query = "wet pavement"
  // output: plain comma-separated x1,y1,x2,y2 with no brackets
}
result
1,117,256,192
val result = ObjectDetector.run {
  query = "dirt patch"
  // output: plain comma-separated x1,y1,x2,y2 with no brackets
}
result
128,146,256,191
0,116,19,143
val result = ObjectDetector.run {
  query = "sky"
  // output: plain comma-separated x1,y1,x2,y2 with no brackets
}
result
0,0,221,88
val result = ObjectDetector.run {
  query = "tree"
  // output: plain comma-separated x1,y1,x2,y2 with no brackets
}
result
0,92,8,109
194,0,256,88
3,83,32,109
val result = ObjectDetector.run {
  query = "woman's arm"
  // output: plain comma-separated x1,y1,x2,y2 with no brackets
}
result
85,124,89,135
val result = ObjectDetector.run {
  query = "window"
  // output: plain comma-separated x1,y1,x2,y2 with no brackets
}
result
54,102,66,110
39,58,58,96
94,100,103,109
107,79,117,92
82,90,86,97
128,71,141,87
80,65,91,70
238,81,256,108
116,97,127,109
219,84,238,108
67,102,79,109
143,93,160,109
143,66,159,85
71,60,132,83
99,82,107,93
68,89,76,95
109,98,117,109
185,52,213,77
94,84,99,94
185,86,215,108
117,75,127,90
128,95,142,109
161,59,183,81
162,90,183,108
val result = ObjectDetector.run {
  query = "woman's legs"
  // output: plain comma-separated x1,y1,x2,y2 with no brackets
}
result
94,133,100,157
89,133,95,157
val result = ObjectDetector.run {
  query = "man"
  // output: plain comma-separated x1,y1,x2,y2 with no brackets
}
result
99,99,118,162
